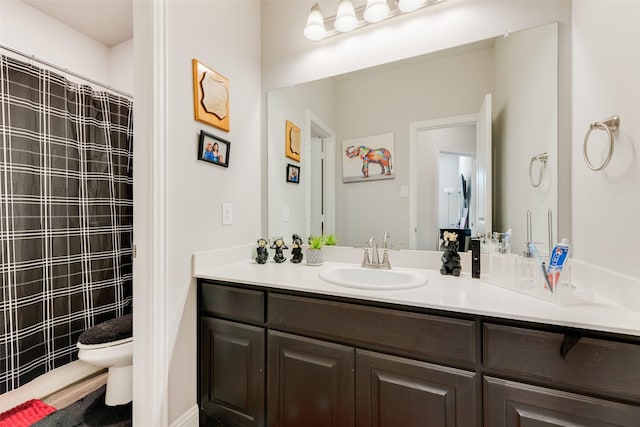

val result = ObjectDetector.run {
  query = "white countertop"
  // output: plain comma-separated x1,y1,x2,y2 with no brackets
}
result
194,255,640,337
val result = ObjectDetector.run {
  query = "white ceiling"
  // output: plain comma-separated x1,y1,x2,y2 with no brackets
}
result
23,0,133,47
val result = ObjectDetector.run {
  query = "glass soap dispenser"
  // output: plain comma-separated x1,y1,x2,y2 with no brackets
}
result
516,243,537,282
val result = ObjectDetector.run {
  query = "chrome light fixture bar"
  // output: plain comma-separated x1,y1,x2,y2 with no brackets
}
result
304,0,445,41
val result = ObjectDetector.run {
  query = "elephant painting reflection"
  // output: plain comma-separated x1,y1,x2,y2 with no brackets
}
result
345,145,393,178
342,133,395,183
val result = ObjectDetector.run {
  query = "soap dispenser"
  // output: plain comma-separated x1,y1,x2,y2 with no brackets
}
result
516,243,536,281
516,210,536,281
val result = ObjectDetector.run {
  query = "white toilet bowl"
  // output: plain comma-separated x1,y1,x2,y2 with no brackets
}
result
77,337,133,406
76,308,134,408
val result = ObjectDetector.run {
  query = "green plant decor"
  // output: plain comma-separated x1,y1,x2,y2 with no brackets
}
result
308,235,325,250
324,234,337,246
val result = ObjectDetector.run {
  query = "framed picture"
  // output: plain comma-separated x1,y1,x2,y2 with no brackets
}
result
198,130,230,168
286,164,300,183
192,59,230,132
342,133,395,183
285,120,301,162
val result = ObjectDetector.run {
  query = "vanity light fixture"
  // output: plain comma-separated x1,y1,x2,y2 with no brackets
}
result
398,0,424,12
335,0,358,32
304,0,445,41
304,3,328,40
364,0,390,23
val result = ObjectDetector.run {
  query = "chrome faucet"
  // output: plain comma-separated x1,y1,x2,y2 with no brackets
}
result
361,233,392,269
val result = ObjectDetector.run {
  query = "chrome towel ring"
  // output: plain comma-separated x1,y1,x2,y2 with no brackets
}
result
583,116,619,171
529,152,548,188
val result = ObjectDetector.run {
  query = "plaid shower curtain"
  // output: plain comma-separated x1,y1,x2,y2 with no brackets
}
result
0,55,133,394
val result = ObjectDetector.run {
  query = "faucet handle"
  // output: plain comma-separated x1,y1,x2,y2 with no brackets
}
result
383,232,391,248
360,245,371,267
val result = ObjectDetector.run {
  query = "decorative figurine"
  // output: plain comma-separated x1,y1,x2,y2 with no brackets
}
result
440,231,461,276
290,234,304,263
270,237,288,263
255,238,269,264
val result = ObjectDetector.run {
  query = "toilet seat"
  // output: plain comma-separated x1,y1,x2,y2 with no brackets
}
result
77,336,133,350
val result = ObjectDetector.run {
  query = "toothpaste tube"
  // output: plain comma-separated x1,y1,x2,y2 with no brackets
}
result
547,239,570,287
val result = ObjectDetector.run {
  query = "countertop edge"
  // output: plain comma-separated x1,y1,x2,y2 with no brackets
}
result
194,259,640,339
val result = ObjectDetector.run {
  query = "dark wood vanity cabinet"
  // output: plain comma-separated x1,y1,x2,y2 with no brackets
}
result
267,330,355,427
199,284,266,427
482,323,640,426
197,279,640,426
355,350,476,427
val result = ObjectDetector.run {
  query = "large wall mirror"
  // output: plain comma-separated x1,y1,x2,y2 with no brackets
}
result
267,22,558,256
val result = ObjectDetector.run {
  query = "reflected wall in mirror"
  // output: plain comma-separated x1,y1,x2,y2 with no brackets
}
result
268,23,558,255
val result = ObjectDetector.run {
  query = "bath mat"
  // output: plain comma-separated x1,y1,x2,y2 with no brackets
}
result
0,399,56,427
32,385,131,427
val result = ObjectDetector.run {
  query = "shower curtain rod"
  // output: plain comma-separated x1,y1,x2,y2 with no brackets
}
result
0,43,133,99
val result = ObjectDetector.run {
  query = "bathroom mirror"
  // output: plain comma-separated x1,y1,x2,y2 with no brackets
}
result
267,23,558,254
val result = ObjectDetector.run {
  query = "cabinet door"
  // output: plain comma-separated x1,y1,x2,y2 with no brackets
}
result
267,330,355,427
356,350,477,427
485,377,640,426
200,317,265,427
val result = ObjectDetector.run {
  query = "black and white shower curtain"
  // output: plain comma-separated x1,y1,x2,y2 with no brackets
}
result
0,55,133,394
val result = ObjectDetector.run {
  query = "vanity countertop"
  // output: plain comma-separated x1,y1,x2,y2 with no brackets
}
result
194,257,640,338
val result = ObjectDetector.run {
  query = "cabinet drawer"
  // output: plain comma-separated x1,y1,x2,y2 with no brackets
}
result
268,293,476,367
483,323,640,401
200,282,265,324
484,377,640,426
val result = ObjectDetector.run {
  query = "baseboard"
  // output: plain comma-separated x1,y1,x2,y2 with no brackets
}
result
170,404,199,427
0,360,103,413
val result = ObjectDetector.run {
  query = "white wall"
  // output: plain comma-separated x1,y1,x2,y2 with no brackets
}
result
0,0,131,94
571,1,640,279
109,38,134,94
493,23,558,255
267,78,335,241
163,1,262,423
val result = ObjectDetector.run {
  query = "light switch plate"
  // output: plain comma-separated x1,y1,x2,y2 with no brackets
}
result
222,203,232,225
400,186,409,198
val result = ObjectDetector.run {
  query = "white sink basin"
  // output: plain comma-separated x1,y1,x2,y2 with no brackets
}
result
319,265,428,290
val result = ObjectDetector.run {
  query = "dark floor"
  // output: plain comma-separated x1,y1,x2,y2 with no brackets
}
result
33,385,131,427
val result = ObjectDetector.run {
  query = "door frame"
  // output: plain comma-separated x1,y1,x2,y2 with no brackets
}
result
304,110,336,238
408,114,477,250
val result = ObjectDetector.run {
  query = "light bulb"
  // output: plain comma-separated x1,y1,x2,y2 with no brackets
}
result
334,0,358,33
364,0,390,23
398,0,424,13
304,3,327,41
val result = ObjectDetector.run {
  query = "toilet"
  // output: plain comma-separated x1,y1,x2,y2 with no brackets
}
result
77,313,133,406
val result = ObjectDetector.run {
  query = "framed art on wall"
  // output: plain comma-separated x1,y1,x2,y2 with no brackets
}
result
342,133,395,183
286,164,300,183
285,120,301,162
192,59,230,132
198,130,230,168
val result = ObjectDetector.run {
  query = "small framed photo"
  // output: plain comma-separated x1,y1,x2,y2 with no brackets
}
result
198,130,230,168
286,164,300,184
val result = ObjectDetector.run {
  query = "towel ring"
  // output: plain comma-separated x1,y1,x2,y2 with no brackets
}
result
583,116,619,171
529,152,548,188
